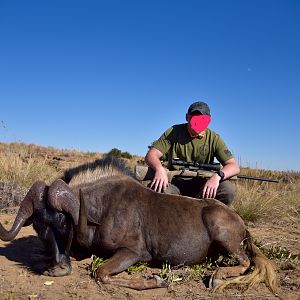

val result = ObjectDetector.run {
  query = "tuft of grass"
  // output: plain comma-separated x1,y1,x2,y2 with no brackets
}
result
158,262,183,283
127,262,148,275
89,255,108,278
233,182,279,222
89,256,149,278
181,259,215,282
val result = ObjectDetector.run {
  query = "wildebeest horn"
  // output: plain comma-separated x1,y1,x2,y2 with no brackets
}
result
0,181,47,241
47,179,79,225
76,189,88,246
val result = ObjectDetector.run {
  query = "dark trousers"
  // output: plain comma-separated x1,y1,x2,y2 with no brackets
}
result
165,177,236,206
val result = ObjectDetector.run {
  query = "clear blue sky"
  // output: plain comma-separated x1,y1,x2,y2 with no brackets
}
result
0,1,299,171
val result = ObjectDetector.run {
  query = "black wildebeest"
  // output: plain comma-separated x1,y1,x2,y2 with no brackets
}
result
0,158,278,292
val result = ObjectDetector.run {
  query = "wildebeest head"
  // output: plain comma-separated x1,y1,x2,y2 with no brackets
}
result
0,156,130,242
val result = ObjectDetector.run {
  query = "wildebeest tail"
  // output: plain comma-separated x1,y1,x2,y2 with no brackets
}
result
242,229,279,294
226,229,279,294
215,229,279,295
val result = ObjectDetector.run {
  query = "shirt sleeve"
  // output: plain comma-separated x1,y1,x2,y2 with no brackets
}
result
214,135,234,164
151,127,174,154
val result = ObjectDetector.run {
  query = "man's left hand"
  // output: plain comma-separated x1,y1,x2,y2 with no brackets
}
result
202,174,221,198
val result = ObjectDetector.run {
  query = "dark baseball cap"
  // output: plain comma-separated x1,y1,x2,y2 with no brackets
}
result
187,101,211,116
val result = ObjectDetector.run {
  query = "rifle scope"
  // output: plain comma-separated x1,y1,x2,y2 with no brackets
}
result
172,159,221,171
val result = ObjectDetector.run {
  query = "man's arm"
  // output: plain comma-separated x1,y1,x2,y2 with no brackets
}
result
202,158,240,199
145,147,169,193
218,158,240,180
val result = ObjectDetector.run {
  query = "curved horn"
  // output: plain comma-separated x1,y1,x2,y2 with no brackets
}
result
47,179,79,225
0,181,47,241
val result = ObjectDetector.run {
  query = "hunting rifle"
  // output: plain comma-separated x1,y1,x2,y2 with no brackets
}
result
135,159,279,183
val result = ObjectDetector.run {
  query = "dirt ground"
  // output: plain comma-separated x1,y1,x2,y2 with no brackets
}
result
0,213,299,300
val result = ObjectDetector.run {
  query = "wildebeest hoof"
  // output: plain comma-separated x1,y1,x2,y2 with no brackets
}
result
43,262,72,277
154,275,169,288
209,276,224,290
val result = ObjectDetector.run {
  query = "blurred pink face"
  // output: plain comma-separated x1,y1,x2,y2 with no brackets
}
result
189,115,211,133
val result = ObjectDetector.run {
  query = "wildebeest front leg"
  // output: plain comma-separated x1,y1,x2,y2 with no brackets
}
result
96,248,168,290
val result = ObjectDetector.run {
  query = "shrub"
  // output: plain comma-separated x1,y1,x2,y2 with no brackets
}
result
121,151,133,159
106,148,122,158
106,148,133,159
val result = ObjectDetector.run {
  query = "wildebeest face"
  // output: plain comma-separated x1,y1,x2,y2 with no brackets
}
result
33,208,74,258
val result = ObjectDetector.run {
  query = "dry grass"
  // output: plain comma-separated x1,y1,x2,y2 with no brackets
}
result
0,142,299,225
0,149,59,188
0,142,103,188
233,168,300,222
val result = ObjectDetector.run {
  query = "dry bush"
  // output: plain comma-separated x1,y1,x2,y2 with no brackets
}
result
233,172,300,222
0,142,105,188
0,181,27,211
234,181,281,221
0,148,60,188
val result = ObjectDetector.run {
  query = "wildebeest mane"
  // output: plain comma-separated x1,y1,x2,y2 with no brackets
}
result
61,156,134,187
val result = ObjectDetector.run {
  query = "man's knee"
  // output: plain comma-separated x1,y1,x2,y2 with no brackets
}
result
164,183,181,195
144,181,181,195
216,181,236,205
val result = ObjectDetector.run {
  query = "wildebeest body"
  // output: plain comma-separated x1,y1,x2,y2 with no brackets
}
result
75,175,246,266
0,158,278,292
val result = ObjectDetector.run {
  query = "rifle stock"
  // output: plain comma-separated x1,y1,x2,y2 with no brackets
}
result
135,165,278,183
134,165,237,181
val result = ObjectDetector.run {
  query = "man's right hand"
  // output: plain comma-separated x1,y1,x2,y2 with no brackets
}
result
149,166,169,193
145,147,169,193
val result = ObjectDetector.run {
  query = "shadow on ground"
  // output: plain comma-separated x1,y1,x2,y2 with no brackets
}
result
0,235,49,274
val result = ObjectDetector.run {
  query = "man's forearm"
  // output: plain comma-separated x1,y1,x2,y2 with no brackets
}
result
145,148,164,171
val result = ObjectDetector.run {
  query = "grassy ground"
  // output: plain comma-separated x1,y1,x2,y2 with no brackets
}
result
0,142,299,299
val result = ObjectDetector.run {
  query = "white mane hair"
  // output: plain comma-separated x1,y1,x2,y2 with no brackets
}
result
62,156,134,188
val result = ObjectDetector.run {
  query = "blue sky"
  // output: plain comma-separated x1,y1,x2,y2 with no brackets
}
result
0,1,299,171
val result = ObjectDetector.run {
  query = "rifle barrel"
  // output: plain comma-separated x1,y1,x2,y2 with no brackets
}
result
237,175,279,183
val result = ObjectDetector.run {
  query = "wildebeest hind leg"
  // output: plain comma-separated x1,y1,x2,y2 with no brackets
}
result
209,249,250,289
96,248,168,290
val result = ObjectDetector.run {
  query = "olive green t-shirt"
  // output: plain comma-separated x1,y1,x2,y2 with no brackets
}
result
152,124,233,170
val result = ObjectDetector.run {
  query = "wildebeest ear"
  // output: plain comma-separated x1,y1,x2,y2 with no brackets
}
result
48,179,79,225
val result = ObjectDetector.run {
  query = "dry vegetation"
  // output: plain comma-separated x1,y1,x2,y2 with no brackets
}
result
0,142,299,299
1,142,298,224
